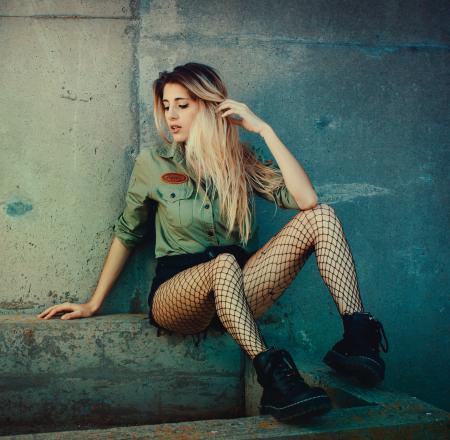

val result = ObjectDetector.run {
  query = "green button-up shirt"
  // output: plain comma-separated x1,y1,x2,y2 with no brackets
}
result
113,140,300,258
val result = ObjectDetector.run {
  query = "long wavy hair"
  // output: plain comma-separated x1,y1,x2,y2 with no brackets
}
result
152,62,285,246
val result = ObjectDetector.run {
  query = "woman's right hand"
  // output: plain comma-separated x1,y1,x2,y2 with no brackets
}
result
37,302,97,320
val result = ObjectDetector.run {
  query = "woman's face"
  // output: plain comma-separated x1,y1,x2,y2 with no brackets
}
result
163,83,200,144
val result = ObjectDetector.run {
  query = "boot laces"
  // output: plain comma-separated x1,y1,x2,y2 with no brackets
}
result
271,349,307,393
373,318,389,353
343,313,389,354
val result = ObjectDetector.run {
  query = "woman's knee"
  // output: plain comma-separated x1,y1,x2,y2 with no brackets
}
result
213,252,240,267
316,202,336,215
211,253,242,283
285,203,339,244
295,202,337,222
298,202,335,214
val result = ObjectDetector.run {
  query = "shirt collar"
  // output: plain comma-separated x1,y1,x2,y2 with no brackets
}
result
156,140,185,163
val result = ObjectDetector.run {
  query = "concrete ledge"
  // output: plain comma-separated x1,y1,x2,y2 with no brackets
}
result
8,407,450,439
0,314,244,435
2,315,448,438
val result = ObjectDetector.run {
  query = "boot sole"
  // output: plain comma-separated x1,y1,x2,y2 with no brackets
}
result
260,393,332,421
323,349,384,386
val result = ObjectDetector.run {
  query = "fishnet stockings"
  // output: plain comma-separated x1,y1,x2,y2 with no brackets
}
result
152,203,364,360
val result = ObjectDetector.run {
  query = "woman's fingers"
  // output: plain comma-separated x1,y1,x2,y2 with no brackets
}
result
37,303,94,320
220,109,236,118
60,311,80,320
216,100,242,114
37,307,51,318
37,305,58,318
37,303,72,319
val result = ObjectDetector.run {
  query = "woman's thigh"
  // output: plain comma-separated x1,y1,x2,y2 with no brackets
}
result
242,207,327,319
151,258,219,335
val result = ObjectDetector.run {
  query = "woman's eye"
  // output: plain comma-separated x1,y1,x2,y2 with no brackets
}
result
163,104,189,111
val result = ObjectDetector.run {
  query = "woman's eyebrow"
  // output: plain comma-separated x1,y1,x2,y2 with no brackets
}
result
162,97,189,102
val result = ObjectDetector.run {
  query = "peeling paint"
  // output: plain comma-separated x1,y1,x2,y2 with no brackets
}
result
418,174,433,184
317,183,392,204
298,329,314,352
4,199,33,217
314,116,336,130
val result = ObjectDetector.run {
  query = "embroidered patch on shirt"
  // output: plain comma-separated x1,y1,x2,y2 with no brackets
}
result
161,172,189,184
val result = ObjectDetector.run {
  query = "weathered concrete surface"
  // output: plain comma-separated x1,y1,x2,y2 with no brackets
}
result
0,314,244,435
137,0,450,413
0,0,138,19
4,359,449,440
0,1,151,315
0,0,449,423
7,404,450,439
3,344,448,437
0,1,138,17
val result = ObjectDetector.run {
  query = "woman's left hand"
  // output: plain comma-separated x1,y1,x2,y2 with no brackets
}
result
216,99,268,135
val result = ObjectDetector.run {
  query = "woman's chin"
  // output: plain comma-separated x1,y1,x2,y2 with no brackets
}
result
173,133,188,143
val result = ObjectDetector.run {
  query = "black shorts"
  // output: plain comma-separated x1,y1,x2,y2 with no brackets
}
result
147,244,255,337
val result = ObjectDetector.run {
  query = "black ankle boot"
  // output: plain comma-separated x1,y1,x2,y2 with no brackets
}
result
323,311,389,386
253,347,332,420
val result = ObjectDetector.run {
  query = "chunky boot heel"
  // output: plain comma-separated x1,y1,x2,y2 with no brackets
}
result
253,347,332,421
323,311,389,386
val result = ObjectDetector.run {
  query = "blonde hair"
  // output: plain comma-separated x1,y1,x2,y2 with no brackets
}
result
152,62,285,246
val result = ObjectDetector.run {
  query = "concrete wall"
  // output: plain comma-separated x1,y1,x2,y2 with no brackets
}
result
1,0,448,413
0,1,152,316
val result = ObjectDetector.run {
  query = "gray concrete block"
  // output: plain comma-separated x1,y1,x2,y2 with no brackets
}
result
0,314,244,434
0,0,136,18
139,0,450,45
0,14,141,314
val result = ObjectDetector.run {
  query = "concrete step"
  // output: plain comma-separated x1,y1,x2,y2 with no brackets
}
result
5,402,449,439
0,313,244,435
1,314,448,438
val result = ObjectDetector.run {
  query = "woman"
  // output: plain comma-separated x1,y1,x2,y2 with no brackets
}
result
38,62,388,421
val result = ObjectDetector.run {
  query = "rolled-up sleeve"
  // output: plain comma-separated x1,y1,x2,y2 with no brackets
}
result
249,144,300,210
113,150,153,249
270,185,300,210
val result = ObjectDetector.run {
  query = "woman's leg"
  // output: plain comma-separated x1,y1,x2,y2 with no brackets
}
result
242,203,364,319
151,254,268,359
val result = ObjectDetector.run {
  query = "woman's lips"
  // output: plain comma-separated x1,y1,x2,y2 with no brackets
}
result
170,126,181,133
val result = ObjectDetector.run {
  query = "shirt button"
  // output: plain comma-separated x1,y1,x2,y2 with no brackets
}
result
207,231,214,236
204,204,210,209
170,193,176,198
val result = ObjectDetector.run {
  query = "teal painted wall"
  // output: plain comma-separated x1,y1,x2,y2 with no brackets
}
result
136,0,450,411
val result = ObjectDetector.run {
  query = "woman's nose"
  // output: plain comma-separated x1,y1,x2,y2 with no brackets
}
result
167,107,178,119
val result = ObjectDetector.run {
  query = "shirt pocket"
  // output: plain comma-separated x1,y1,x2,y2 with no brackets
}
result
157,181,195,228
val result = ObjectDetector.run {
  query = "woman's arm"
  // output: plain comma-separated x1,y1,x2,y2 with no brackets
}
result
38,150,152,320
87,236,132,313
37,235,132,320
215,99,318,210
89,150,154,312
259,124,318,210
